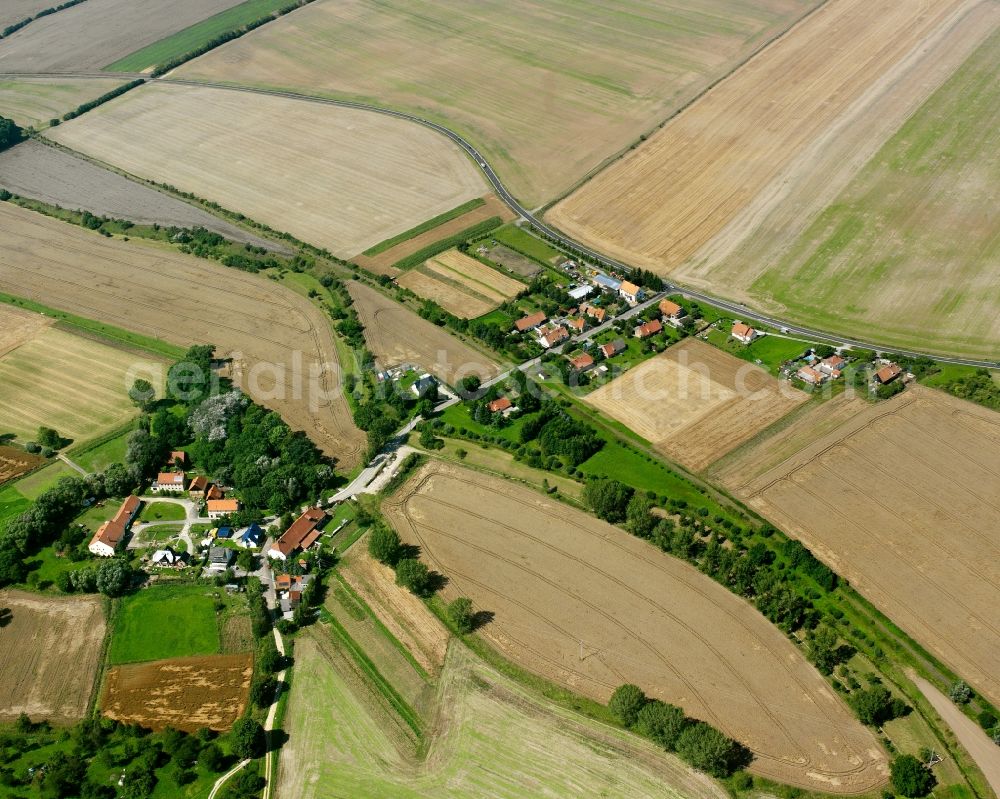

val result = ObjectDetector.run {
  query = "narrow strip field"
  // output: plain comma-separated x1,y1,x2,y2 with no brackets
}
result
384,461,887,791
0,202,365,468
0,77,129,129
46,82,487,258
720,386,1000,706
398,249,524,319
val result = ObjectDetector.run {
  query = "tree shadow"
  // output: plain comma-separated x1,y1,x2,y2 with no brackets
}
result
426,570,448,595
265,729,289,754
470,610,495,630
0,607,12,628
397,543,421,561
728,742,755,772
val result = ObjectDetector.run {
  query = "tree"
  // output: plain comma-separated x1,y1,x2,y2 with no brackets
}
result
0,545,27,587
230,718,264,760
395,558,432,596
584,479,634,523
447,597,476,634
368,523,401,566
218,769,265,799
128,378,157,410
37,426,61,449
675,722,743,777
199,743,226,772
249,676,277,708
102,462,135,497
807,624,841,675
626,493,656,538
890,754,936,797
236,548,257,573
635,700,687,750
0,116,24,152
948,681,972,704
850,685,905,726
609,684,647,727
460,375,482,396
95,558,132,597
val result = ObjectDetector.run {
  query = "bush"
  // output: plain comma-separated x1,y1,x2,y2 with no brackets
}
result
890,754,936,797
608,684,647,727
447,597,476,634
850,686,905,726
977,710,997,731
674,721,745,778
394,558,433,596
948,681,972,704
199,743,226,772
635,700,687,750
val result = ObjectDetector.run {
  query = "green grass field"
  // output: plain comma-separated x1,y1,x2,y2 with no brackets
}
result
140,502,187,523
489,225,563,264
12,461,75,499
105,0,294,72
109,583,222,664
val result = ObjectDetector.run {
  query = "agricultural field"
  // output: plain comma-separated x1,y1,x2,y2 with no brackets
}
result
0,0,51,31
354,194,515,277
280,634,729,799
678,20,1000,359
547,0,993,335
0,590,105,724
47,82,487,258
0,308,165,444
0,445,44,486
0,303,49,356
0,202,366,468
101,653,253,732
397,249,524,319
0,77,129,130
384,461,887,791
719,386,1000,707
0,140,286,251
109,583,226,665
175,0,822,205
0,0,245,71
348,280,502,385
585,339,807,472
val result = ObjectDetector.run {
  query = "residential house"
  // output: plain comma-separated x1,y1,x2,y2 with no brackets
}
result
580,303,606,324
151,472,186,494
514,311,547,333
208,546,235,572
268,507,328,561
187,475,209,499
599,339,626,359
566,317,586,334
169,451,187,468
274,574,292,593
88,495,141,557
634,319,663,339
875,363,902,385
215,526,234,540
411,373,437,398
568,352,594,371
236,522,264,549
659,299,684,321
207,499,241,520
796,366,827,385
818,355,847,377
488,397,513,414
205,484,225,502
731,323,759,345
150,548,184,568
619,281,642,306
538,325,569,349
593,274,621,292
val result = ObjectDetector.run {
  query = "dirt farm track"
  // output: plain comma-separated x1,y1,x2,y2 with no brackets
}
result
720,386,1000,707
0,203,365,469
385,462,888,792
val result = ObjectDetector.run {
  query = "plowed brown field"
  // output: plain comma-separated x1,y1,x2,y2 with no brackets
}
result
585,339,807,471
348,280,502,385
0,203,365,468
384,461,888,792
0,590,105,724
548,0,977,273
101,653,252,732
719,386,1000,707
0,446,43,484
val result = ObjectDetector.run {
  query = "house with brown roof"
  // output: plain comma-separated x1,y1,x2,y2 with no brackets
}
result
169,451,187,468
634,319,663,339
88,495,142,557
488,397,513,414
151,472,186,494
268,507,328,561
538,325,569,349
797,366,827,385
619,281,642,305
818,354,847,377
205,484,225,502
875,363,902,385
568,353,595,371
514,311,547,333
599,339,626,359
731,322,758,345
580,303,606,323
659,299,684,320
566,317,587,334
187,475,209,499
207,498,241,520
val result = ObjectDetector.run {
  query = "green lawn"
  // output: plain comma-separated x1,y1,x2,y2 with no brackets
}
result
12,461,76,500
110,583,222,664
105,0,295,72
439,402,526,444
68,428,132,473
140,502,187,522
0,484,30,531
489,224,563,264
703,330,812,375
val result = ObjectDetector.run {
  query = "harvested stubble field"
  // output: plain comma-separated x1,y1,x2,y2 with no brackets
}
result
0,590,105,724
384,461,887,791
397,249,524,319
353,194,514,277
0,140,286,251
101,653,253,732
548,0,979,271
48,82,486,258
585,339,807,472
281,634,729,799
348,280,502,385
718,386,1000,708
679,17,1000,359
0,309,165,443
0,203,366,468
176,0,821,205
0,77,129,130
0,446,44,485
0,302,49,355
0,1,52,30
0,0,244,71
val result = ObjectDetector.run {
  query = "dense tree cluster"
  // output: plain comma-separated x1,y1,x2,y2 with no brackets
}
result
0,115,24,152
519,403,602,466
890,754,936,797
